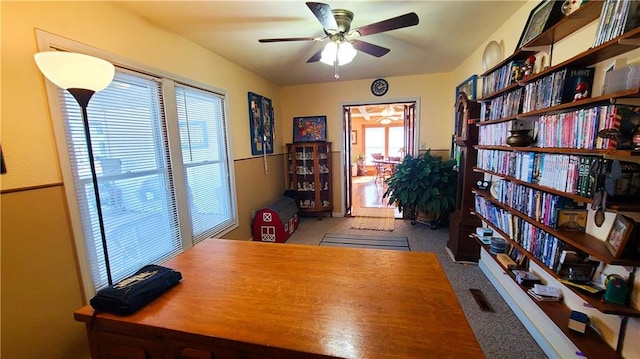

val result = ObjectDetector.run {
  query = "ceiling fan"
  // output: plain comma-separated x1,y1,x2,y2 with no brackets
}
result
258,2,419,79
357,104,403,124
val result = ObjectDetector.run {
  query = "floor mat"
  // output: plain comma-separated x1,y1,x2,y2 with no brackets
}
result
351,206,395,231
320,233,409,251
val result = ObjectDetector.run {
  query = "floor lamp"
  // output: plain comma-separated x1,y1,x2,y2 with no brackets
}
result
35,51,116,285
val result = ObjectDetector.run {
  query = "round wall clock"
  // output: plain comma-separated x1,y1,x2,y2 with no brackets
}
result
371,78,388,96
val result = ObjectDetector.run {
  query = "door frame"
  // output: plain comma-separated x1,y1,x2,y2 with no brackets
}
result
340,98,420,216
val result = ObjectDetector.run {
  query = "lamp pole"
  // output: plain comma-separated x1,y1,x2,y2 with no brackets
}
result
35,52,116,286
70,88,114,286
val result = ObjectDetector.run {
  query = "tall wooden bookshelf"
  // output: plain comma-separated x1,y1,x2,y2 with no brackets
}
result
471,2,640,358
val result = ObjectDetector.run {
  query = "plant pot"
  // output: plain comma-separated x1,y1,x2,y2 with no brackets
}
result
356,159,367,176
416,210,437,223
506,129,533,147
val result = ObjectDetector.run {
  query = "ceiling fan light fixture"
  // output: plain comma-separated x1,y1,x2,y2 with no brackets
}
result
381,105,396,117
320,41,357,66
380,118,392,125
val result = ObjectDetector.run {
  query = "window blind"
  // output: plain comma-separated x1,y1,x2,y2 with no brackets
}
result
175,84,235,242
60,71,182,290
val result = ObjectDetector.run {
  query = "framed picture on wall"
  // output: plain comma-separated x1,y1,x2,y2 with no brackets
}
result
247,92,274,155
351,130,357,145
293,116,327,142
516,0,564,50
261,96,274,154
455,75,477,102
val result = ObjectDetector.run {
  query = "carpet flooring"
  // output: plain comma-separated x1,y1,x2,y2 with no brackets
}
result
320,232,410,251
350,206,395,231
285,216,547,359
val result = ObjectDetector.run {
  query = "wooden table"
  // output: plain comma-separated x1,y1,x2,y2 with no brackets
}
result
372,159,401,181
75,238,484,359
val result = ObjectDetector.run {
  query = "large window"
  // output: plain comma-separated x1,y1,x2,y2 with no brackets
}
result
363,125,404,164
176,84,234,240
46,47,237,292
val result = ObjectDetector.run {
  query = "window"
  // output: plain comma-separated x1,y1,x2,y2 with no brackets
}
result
52,60,236,292
388,127,404,156
176,85,235,240
363,125,404,164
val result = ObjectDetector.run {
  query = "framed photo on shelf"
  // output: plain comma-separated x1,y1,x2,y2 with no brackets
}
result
508,246,526,267
555,209,587,232
605,214,636,258
293,115,326,142
455,75,477,102
351,130,357,145
516,0,564,50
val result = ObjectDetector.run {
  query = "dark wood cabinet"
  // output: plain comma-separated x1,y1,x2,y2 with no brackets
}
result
286,142,332,218
447,93,483,262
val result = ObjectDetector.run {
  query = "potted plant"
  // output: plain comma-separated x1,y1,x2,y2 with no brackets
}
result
382,150,457,229
355,153,367,176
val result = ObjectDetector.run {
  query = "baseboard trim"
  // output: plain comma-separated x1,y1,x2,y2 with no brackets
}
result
445,246,478,265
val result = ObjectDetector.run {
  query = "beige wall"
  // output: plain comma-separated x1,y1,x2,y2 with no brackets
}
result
280,72,455,150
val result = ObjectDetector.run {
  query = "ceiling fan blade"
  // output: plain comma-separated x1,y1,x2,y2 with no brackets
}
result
306,2,338,32
259,37,318,43
306,47,324,63
351,12,419,37
352,40,390,58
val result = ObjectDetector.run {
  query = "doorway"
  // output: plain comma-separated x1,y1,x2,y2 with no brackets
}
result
343,100,418,218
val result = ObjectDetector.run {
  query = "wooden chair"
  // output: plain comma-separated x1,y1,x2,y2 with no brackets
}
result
371,153,391,182
388,156,402,174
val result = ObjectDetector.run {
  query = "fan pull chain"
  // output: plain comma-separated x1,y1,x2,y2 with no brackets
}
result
334,47,340,79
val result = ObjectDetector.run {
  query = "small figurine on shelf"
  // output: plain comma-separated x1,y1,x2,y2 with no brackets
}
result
523,55,536,79
573,82,590,101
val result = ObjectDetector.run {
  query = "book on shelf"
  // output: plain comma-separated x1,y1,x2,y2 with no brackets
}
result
533,284,562,298
511,269,542,287
474,227,493,245
527,284,562,302
560,67,596,104
593,0,640,47
471,233,491,245
496,253,517,269
527,288,562,302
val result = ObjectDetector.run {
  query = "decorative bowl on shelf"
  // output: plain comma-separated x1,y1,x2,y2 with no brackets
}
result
506,129,533,147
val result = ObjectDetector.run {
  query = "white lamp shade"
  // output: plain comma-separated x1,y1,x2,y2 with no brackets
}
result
34,52,115,92
320,42,338,65
320,41,357,66
338,42,356,65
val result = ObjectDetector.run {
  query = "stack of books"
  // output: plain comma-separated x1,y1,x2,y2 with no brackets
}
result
511,269,542,286
527,284,562,302
475,227,493,245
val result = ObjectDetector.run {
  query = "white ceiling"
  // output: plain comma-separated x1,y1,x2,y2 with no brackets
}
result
116,1,527,86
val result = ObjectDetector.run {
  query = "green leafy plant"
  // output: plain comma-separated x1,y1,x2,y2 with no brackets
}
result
383,150,457,221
